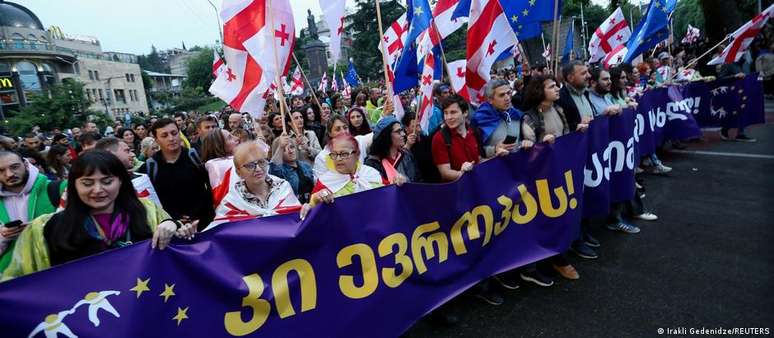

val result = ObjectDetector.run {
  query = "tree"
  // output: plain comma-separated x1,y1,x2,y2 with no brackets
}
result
138,45,167,73
5,80,99,135
183,47,215,91
348,0,404,80
699,0,760,44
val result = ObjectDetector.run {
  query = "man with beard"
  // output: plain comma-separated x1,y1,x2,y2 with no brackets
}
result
0,151,65,273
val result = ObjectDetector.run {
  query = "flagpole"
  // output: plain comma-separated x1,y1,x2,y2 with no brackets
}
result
291,52,324,110
580,2,588,60
555,12,562,75
551,0,560,75
266,0,289,135
666,34,731,83
374,0,395,97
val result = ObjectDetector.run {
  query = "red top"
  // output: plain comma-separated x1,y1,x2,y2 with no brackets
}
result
431,126,480,173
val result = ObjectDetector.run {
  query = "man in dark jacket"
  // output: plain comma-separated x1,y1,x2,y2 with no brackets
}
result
556,60,596,131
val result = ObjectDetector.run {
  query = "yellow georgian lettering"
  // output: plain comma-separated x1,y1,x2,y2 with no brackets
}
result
512,184,538,224
411,222,449,274
378,233,414,288
494,195,513,236
271,259,317,319
535,178,568,218
337,243,379,299
224,274,271,336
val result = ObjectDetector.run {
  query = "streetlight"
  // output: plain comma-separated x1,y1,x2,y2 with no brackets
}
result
206,0,224,44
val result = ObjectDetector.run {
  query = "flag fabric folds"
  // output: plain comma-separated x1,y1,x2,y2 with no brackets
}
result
562,20,575,64
209,0,295,117
623,0,676,63
344,60,360,87
588,7,630,63
708,4,774,65
465,0,518,104
319,0,346,63
290,66,304,95
393,0,434,94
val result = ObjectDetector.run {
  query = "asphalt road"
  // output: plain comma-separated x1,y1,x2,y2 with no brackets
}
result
403,113,774,337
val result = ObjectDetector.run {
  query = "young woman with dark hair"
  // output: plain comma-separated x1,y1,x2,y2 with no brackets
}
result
365,116,420,184
521,75,585,145
117,128,141,154
200,128,241,208
346,107,372,136
3,150,195,279
45,144,72,180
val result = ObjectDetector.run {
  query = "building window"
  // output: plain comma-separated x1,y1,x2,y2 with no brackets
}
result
114,89,126,104
12,33,23,49
91,89,97,102
98,89,103,100
86,90,92,102
88,70,94,80
94,71,100,80
15,61,41,91
129,90,134,101
125,73,130,82
130,74,135,82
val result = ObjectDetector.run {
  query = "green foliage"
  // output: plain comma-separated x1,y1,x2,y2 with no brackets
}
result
183,47,215,91
4,80,100,135
349,0,405,79
137,45,168,73
159,86,218,115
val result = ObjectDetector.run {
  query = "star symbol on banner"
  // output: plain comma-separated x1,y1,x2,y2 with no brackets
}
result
522,9,530,17
173,307,189,326
130,278,151,298
160,283,176,303
511,15,519,23
661,6,669,13
414,6,424,16
529,0,536,6
654,1,661,8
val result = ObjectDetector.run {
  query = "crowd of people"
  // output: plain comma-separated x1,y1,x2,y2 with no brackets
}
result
0,37,769,325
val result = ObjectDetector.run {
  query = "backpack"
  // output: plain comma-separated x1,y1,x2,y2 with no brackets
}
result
413,123,485,183
145,148,203,184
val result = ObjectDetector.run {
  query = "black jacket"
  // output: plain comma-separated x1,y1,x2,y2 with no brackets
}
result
556,85,596,131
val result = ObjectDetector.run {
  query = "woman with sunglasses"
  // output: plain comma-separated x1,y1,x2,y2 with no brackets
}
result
300,134,383,220
208,142,301,229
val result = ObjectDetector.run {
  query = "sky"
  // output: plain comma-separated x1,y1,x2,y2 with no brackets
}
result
18,0,610,56
18,0,356,55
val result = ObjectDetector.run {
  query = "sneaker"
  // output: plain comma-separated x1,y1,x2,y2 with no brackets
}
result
735,134,757,142
553,263,580,280
634,212,658,221
720,131,732,141
606,221,641,234
474,288,504,306
571,242,599,259
583,233,601,248
648,164,672,174
493,274,520,290
520,270,554,287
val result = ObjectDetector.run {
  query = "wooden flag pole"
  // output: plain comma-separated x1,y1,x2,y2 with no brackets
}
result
291,52,323,110
666,35,731,82
551,0,560,75
555,13,563,75
375,0,394,97
267,0,288,135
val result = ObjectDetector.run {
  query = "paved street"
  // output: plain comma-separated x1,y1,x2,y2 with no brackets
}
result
404,111,774,337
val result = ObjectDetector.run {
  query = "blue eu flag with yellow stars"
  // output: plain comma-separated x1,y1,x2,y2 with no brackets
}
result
623,0,677,63
499,0,559,39
393,0,434,93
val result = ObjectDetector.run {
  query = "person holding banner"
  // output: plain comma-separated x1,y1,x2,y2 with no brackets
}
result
521,74,585,281
472,80,531,160
2,151,196,280
300,135,383,220
718,60,758,142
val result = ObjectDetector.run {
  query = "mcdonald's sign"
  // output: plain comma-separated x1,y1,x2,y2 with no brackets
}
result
0,77,13,89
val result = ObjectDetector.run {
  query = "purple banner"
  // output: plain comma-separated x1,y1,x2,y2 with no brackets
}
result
0,133,588,338
634,74,765,142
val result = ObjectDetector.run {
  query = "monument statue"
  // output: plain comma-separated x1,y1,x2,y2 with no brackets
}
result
307,9,319,40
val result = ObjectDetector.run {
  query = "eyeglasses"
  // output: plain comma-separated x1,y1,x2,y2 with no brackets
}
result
392,128,406,134
241,159,268,171
329,150,356,160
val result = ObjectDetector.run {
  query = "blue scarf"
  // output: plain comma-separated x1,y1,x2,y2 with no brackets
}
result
471,102,524,144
